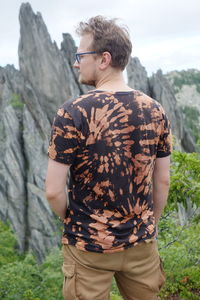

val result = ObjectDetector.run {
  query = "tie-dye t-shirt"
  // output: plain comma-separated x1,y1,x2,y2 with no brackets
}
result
48,90,172,253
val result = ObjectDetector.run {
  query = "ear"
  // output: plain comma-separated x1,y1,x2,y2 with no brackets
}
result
99,51,112,70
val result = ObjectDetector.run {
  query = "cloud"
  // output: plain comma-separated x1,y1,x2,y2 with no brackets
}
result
125,0,200,39
0,0,199,73
135,35,200,74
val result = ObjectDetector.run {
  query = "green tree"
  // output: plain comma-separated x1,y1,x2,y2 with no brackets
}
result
168,151,200,213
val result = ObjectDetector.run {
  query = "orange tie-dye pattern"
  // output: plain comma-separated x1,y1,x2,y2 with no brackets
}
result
48,90,172,253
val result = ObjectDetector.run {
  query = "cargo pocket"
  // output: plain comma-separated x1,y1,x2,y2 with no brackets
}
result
62,264,76,300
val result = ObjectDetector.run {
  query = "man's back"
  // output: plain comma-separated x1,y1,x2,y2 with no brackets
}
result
46,15,172,299
48,89,171,253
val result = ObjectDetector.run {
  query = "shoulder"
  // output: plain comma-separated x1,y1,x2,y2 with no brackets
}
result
134,90,160,107
61,91,97,111
134,90,167,116
58,91,103,124
55,91,97,129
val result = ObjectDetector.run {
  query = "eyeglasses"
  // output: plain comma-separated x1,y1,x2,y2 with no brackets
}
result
75,51,97,63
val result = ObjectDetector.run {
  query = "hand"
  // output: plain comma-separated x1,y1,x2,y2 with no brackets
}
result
155,224,158,239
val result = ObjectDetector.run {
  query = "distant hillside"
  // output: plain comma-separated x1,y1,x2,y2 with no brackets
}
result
165,69,200,110
166,69,200,143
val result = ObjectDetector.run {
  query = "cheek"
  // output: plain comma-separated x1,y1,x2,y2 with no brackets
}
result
80,62,86,71
81,64,90,75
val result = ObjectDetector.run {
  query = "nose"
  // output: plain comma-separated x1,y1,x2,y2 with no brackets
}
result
73,60,79,68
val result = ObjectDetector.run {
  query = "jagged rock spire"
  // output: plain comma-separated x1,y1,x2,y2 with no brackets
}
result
18,2,80,122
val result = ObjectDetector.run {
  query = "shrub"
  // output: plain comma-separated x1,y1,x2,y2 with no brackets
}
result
0,221,23,266
9,94,24,110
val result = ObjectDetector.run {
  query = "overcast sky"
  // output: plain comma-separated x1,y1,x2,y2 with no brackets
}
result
0,0,200,75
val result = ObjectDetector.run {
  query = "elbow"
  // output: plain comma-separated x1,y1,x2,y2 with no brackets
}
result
159,177,170,189
153,175,170,189
161,176,170,187
165,174,170,187
45,180,65,202
46,190,56,202
45,184,60,202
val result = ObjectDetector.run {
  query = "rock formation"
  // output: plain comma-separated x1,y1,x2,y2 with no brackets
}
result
166,69,200,111
127,57,150,95
0,2,197,261
0,65,60,262
127,59,196,152
18,3,80,123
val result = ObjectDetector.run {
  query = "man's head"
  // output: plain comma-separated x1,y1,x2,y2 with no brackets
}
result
74,16,132,86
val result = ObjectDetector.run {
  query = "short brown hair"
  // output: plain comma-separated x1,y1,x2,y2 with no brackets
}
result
76,16,132,70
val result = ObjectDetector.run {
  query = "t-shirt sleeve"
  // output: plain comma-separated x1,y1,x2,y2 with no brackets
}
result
48,107,79,165
157,111,173,158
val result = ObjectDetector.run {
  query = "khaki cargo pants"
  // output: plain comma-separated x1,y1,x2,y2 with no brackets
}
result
62,239,165,300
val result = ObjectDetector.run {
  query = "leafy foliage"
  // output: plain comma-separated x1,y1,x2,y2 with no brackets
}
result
9,93,24,110
158,214,200,299
0,221,23,266
168,151,200,211
0,254,42,300
0,247,63,300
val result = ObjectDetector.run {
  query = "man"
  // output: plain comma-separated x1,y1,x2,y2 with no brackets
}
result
45,16,172,300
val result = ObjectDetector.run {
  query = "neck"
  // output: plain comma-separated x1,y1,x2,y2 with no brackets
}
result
95,70,133,92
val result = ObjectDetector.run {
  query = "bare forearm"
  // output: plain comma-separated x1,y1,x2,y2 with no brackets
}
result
153,182,169,224
47,191,68,220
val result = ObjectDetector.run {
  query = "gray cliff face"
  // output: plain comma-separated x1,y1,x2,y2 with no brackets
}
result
0,65,60,261
0,66,27,252
127,57,150,95
18,3,80,122
149,70,196,152
23,105,60,260
149,70,183,145
0,2,197,261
